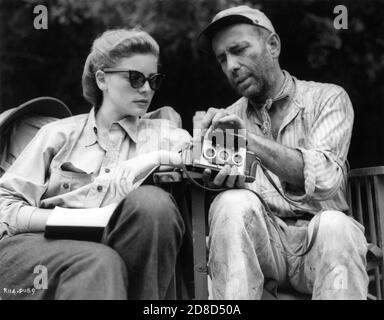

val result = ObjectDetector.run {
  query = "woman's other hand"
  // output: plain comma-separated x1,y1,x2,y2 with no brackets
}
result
158,150,183,168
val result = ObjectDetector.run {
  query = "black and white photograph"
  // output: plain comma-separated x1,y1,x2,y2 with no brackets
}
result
0,0,383,310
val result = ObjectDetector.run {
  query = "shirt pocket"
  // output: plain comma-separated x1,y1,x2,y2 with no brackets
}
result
280,109,309,148
45,167,94,197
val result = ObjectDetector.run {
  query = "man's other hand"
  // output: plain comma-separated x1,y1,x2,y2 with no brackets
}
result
202,164,246,189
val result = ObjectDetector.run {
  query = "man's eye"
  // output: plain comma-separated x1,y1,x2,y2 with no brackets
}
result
233,46,246,54
217,56,227,65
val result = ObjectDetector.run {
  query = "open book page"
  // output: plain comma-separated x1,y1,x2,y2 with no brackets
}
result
46,203,118,228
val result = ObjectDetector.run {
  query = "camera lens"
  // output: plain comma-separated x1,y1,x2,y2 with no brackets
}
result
218,149,230,162
204,147,216,159
232,153,243,165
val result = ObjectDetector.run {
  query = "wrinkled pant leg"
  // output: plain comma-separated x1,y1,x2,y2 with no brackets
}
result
208,189,287,300
290,211,369,300
0,233,127,300
101,185,185,300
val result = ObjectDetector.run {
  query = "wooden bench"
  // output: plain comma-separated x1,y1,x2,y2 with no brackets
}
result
347,166,384,299
156,166,384,300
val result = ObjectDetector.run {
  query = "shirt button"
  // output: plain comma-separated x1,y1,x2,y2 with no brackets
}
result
63,183,69,189
104,168,110,173
97,185,103,192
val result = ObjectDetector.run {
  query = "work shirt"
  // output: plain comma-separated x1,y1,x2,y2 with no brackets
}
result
0,106,191,239
227,71,354,218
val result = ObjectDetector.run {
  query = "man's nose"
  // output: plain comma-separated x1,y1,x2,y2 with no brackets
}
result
226,55,240,73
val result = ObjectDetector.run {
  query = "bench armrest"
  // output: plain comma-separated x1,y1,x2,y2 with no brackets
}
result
349,166,384,178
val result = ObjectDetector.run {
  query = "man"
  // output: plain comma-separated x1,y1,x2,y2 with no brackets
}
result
196,5,368,299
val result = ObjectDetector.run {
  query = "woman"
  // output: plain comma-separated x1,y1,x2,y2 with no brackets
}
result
0,28,190,299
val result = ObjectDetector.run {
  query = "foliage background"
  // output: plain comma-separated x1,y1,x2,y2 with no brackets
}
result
0,0,383,168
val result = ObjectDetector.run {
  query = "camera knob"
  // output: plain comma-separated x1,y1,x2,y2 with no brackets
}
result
232,153,244,166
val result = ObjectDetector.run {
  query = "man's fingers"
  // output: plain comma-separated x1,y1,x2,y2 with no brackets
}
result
211,109,230,129
202,168,211,186
225,165,239,188
235,173,246,188
201,107,220,131
213,164,231,186
215,114,245,130
202,165,246,189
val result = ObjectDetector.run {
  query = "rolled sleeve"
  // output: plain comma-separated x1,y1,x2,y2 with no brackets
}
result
0,182,41,237
284,87,353,202
0,124,62,238
284,147,317,201
292,148,344,201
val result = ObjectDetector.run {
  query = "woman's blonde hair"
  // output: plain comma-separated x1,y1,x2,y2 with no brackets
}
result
82,27,160,109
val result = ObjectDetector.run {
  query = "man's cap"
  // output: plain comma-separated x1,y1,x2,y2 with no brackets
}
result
0,96,72,134
197,5,276,55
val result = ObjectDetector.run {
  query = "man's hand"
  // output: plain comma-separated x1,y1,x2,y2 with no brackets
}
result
199,108,247,190
201,107,246,131
202,164,246,189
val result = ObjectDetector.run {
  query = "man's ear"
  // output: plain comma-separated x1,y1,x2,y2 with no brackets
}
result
95,70,108,91
266,33,281,59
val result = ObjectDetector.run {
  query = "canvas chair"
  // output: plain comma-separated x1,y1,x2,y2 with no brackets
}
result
0,97,72,177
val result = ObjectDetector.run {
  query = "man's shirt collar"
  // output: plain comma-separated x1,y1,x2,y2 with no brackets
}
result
247,70,296,114
272,70,295,105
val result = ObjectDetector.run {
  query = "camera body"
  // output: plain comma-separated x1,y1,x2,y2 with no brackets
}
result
189,125,258,183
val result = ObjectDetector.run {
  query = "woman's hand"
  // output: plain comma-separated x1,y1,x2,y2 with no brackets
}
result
101,151,158,200
106,160,137,200
158,150,183,167
103,150,184,201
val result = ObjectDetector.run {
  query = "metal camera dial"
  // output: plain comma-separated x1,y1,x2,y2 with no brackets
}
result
203,146,216,160
232,153,244,166
217,149,230,162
